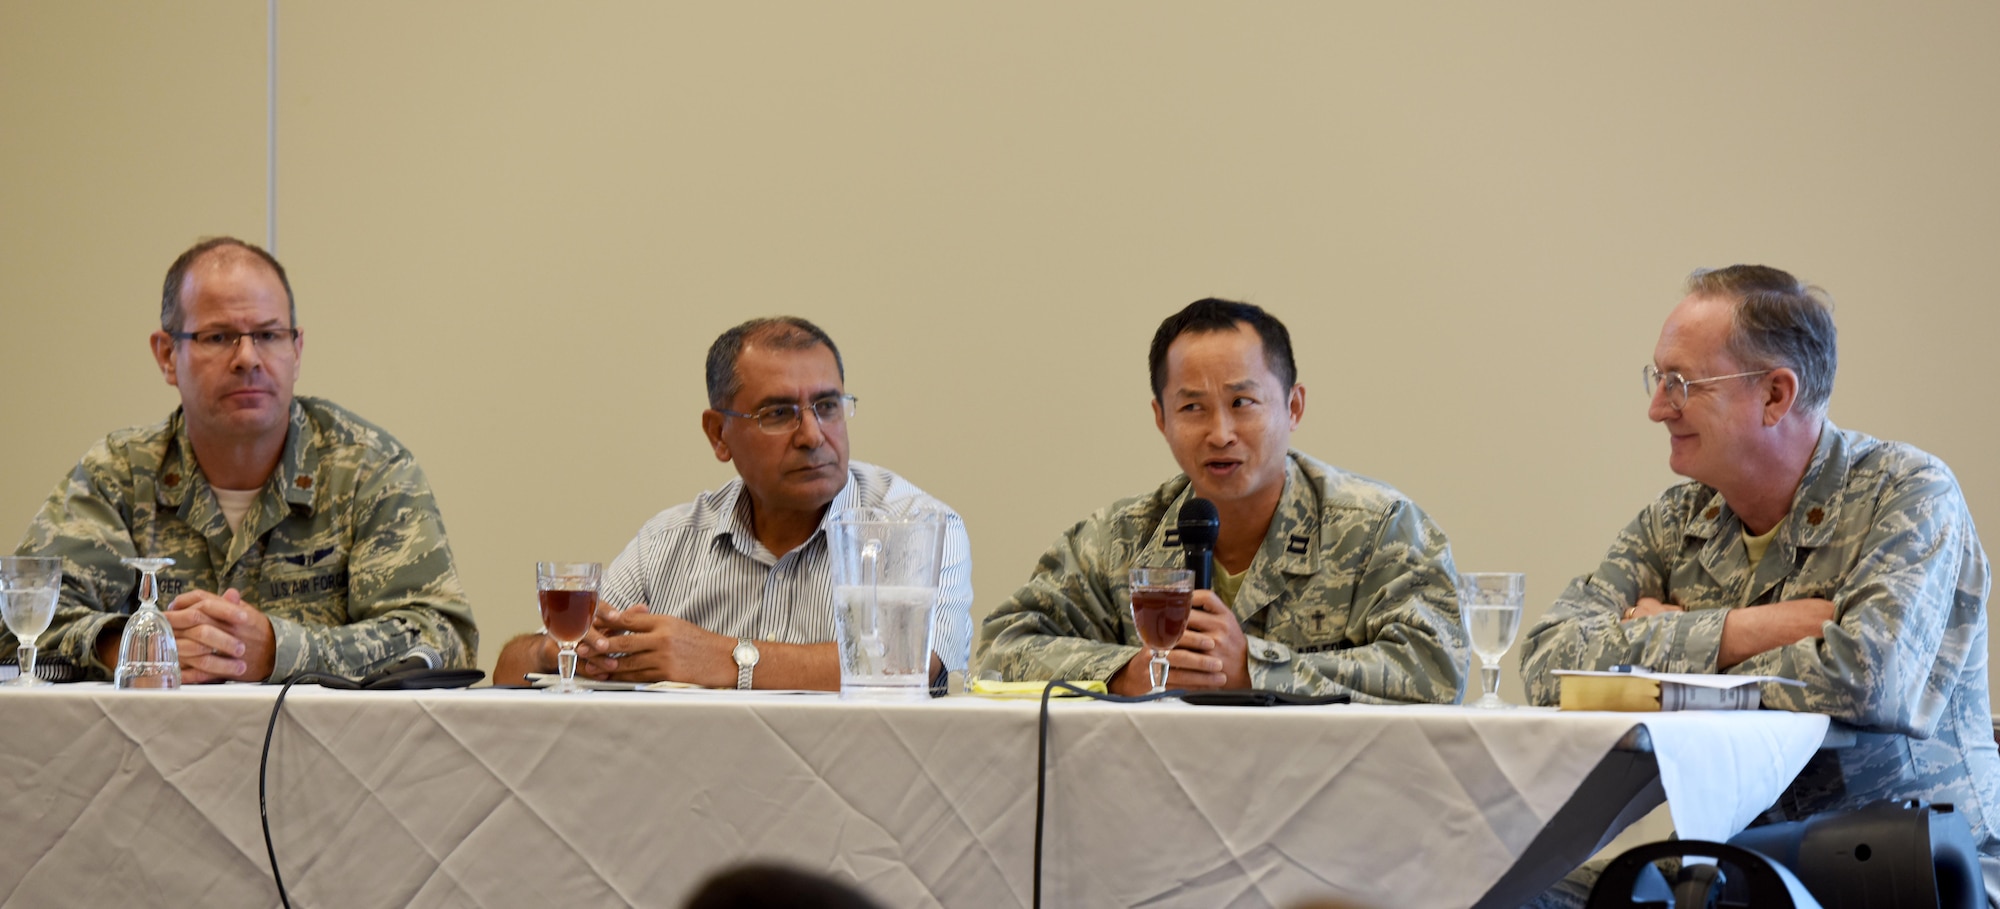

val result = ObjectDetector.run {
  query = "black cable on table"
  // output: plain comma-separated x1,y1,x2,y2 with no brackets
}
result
1033,681,1184,909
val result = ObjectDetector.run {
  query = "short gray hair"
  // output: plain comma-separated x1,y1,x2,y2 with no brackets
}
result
704,317,845,409
1686,264,1838,415
160,237,295,332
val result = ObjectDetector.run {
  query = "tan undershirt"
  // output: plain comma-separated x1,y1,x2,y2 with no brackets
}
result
213,486,260,535
1212,563,1249,609
1743,517,1786,572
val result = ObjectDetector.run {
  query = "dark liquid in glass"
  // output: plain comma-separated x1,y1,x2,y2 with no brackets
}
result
1130,587,1192,651
539,589,597,643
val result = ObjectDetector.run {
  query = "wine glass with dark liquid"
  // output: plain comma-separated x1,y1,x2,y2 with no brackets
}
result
1128,567,1194,696
536,561,601,694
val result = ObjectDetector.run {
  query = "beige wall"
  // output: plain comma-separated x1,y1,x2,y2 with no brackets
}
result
5,2,1997,708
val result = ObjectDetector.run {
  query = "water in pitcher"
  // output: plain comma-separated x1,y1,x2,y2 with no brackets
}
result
832,584,934,699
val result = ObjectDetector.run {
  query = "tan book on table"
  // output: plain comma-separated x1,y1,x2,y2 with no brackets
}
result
1553,668,1805,712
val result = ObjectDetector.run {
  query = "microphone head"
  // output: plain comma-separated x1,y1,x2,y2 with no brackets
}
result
402,643,443,670
1177,498,1220,549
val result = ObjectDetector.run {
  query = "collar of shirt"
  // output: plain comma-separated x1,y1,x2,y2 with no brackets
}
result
707,467,859,565
157,399,320,517
1141,453,1317,575
1139,453,1317,621
1686,421,1844,550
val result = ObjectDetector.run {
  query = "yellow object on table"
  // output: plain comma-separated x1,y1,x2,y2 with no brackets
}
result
969,679,1107,699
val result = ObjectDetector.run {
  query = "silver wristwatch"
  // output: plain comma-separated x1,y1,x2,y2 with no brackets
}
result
732,639,760,690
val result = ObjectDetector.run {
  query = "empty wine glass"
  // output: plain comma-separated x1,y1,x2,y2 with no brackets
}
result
1128,567,1194,696
1,557,63,688
1458,572,1525,708
116,556,181,690
536,561,601,694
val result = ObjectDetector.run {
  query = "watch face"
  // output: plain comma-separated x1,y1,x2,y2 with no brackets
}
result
733,641,759,667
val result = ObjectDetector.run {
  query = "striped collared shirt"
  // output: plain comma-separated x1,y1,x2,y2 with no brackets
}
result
600,461,973,671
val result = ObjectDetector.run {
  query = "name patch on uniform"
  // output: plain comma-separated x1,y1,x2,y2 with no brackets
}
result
267,569,349,600
1286,535,1310,555
1295,642,1350,655
157,577,189,598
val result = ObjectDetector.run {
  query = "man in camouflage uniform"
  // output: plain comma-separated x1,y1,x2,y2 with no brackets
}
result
975,298,1467,701
1519,265,1999,906
4,237,476,684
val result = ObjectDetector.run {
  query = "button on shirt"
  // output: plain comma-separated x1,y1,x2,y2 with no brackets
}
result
599,461,973,671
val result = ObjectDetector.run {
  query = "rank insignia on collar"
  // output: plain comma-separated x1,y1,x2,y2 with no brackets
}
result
1286,534,1309,555
1164,529,1180,547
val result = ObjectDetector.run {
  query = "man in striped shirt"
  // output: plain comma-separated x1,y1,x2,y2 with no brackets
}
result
494,317,971,689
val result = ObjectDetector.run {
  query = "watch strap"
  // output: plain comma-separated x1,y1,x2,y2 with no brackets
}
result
734,639,756,690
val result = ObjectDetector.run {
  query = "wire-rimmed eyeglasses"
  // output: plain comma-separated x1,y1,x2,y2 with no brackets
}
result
1641,365,1772,411
715,394,857,434
169,328,300,358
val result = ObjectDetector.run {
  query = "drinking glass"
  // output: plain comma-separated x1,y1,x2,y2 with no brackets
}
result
536,561,601,694
1458,572,1525,708
1128,567,1194,696
116,557,181,689
1,557,63,688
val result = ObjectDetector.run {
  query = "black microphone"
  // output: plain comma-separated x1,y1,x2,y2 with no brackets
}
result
375,644,443,675
1177,498,1220,590
359,643,482,689
294,643,483,690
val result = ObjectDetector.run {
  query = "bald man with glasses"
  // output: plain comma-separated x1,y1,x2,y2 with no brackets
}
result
494,317,972,690
1519,265,1999,907
6,237,477,684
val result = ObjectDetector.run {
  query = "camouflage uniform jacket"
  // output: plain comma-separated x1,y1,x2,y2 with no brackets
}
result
7,396,478,682
1519,423,2000,899
975,451,1468,703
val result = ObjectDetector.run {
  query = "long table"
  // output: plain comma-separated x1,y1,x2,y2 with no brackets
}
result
0,685,1828,908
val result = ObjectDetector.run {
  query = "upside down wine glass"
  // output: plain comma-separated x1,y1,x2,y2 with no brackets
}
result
1458,572,1525,709
1,557,63,688
537,561,601,694
1128,567,1194,697
116,556,181,689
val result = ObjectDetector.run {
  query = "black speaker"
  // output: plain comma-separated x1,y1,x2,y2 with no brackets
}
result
1728,799,1983,909
1587,839,1824,908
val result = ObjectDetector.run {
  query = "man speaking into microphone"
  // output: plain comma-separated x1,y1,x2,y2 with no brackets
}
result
975,299,1468,702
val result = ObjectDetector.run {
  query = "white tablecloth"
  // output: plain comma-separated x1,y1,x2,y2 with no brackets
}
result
0,685,1827,908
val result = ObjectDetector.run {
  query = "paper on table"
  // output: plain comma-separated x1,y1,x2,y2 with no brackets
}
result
525,673,700,692
1553,668,1806,689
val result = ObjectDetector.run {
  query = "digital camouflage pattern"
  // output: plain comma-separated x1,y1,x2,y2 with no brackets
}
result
1520,424,2000,907
5,396,478,682
975,451,1468,703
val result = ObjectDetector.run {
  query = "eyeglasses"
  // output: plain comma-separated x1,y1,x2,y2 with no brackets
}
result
170,328,300,357
716,394,857,434
1641,364,1773,411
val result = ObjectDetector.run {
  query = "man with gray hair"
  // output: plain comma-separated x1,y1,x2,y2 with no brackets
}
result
1519,265,1999,905
494,316,972,689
